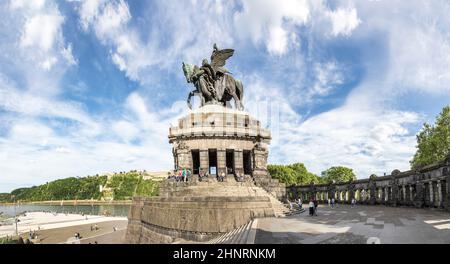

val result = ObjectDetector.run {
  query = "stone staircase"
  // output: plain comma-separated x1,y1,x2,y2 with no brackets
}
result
207,219,257,244
257,186,305,217
161,177,303,218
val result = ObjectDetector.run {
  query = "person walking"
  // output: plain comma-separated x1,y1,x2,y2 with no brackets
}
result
331,197,335,208
308,200,314,216
297,198,302,209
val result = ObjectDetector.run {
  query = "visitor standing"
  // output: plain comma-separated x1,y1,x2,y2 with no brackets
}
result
182,168,187,182
297,198,302,209
331,197,335,208
308,200,314,216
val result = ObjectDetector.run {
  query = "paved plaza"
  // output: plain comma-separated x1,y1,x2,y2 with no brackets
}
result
255,205,450,244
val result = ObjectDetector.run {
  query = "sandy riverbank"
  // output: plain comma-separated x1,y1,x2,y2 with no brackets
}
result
0,211,128,243
0,200,132,206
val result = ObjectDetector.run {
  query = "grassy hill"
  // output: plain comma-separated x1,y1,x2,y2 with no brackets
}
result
0,170,160,203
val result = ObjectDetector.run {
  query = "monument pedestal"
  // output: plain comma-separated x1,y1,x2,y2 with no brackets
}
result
125,105,287,243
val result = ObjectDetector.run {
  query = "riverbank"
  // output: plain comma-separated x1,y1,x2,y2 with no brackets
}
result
0,200,132,206
0,211,128,243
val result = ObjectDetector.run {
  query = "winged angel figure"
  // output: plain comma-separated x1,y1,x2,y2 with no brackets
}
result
182,44,244,110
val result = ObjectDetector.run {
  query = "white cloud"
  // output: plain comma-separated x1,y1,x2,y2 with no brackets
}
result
79,0,106,30
271,101,420,178
230,71,422,179
1,0,76,93
61,43,78,66
234,0,310,55
327,7,361,37
353,0,450,95
266,26,289,56
0,82,97,131
9,0,46,10
40,56,57,71
0,84,181,192
89,0,130,39
20,14,64,52
310,61,344,98
112,120,139,142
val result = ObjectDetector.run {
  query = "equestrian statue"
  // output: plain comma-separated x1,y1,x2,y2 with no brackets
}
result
182,44,244,110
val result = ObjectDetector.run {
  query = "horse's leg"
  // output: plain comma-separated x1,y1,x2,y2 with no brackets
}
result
187,91,194,109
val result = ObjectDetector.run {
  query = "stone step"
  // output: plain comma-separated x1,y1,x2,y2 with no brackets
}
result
237,221,253,244
163,178,294,217
207,220,254,244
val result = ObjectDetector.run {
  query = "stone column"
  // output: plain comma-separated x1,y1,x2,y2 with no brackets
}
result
217,149,226,177
370,186,377,205
409,185,414,202
434,181,439,207
437,180,442,208
391,185,398,206
402,186,406,203
409,185,413,202
234,149,243,175
442,178,450,211
385,187,389,202
381,188,385,204
414,183,424,208
429,181,434,206
252,147,269,184
405,185,410,205
176,148,192,171
199,149,209,173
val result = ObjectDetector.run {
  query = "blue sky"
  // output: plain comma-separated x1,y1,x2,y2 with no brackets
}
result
1,0,450,192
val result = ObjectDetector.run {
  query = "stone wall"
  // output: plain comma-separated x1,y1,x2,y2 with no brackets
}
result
125,195,274,243
288,154,450,211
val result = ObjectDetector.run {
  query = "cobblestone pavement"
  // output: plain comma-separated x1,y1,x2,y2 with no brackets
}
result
255,204,450,244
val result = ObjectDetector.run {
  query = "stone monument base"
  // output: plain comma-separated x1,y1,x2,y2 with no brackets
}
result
125,180,287,243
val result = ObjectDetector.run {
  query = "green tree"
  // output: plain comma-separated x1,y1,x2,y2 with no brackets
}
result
411,106,450,168
268,163,321,185
321,166,356,183
0,193,11,203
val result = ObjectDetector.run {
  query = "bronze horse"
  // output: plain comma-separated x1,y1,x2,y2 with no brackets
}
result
182,62,244,110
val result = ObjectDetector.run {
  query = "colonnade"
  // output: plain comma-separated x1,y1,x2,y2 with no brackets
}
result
290,169,449,210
